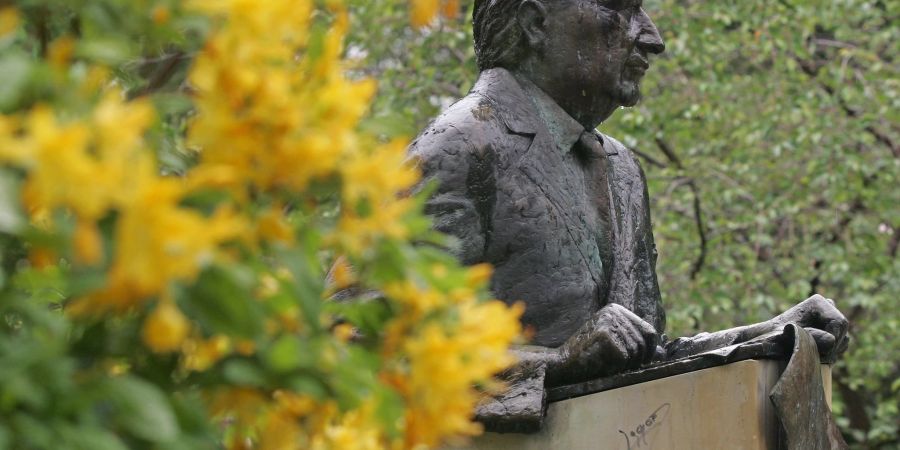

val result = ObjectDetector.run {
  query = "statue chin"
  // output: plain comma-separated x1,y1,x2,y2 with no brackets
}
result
615,83,642,108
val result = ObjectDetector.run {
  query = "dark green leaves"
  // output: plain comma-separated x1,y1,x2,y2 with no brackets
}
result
103,376,179,443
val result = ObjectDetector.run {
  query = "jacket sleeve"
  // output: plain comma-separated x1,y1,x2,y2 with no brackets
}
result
407,123,493,265
604,136,666,335
634,155,666,334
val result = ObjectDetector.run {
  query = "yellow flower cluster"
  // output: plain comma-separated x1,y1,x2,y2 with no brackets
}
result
410,0,461,28
0,0,523,448
0,93,244,317
0,7,19,36
383,267,522,447
188,0,420,255
189,0,372,194
184,1,522,446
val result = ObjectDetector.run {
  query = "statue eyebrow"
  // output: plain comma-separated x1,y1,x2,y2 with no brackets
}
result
595,0,642,11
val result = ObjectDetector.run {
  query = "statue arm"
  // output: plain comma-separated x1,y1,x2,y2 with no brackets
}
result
663,294,850,361
663,322,780,360
619,148,848,362
408,124,491,265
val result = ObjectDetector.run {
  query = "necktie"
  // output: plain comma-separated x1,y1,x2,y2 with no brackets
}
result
574,131,614,289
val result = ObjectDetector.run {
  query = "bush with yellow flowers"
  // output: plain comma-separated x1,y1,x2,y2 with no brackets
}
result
0,1,519,449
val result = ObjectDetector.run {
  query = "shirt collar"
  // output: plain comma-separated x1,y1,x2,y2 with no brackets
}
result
513,73,596,155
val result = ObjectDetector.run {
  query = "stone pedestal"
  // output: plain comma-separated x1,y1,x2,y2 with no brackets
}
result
453,360,831,450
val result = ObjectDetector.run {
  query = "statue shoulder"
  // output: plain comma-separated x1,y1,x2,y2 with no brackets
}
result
408,93,508,166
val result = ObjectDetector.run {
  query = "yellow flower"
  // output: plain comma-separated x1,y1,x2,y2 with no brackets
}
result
384,282,444,318
328,256,355,290
382,288,522,447
465,263,493,289
259,411,302,450
183,335,232,372
0,7,19,37
341,139,419,205
3,94,154,225
208,387,267,429
29,247,57,269
273,390,317,416
143,300,191,353
106,178,245,302
410,0,439,28
73,219,103,265
256,206,293,243
442,0,460,19
314,407,383,450
333,323,355,342
47,36,75,69
151,5,171,24
235,339,256,356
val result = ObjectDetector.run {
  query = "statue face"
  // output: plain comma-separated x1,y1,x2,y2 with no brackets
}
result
537,0,665,125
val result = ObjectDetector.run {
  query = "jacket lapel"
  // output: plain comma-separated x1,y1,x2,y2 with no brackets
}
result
477,68,606,290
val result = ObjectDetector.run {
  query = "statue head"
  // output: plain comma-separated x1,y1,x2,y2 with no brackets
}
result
473,0,665,128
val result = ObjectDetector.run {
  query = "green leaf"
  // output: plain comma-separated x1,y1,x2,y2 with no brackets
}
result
76,39,134,65
180,266,264,339
263,335,304,373
222,359,267,387
0,53,32,113
104,376,178,443
56,426,128,450
0,171,23,234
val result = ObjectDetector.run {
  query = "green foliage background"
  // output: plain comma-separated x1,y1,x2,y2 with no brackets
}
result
347,0,899,447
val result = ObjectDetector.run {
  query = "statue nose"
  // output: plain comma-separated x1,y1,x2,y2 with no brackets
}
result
634,10,665,55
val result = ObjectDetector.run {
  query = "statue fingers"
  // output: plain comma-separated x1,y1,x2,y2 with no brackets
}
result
804,327,836,356
834,333,851,356
823,313,849,345
640,328,659,365
621,321,645,368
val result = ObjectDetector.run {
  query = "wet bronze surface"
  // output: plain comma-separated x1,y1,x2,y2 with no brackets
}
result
411,0,849,434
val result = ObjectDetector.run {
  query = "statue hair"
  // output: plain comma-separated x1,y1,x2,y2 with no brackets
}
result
473,0,533,71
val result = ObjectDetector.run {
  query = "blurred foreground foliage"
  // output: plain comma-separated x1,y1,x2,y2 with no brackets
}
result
0,1,519,449
349,0,899,447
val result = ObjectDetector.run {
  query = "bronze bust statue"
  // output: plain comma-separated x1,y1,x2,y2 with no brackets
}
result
408,0,849,433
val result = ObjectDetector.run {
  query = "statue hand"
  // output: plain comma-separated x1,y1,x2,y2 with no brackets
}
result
775,294,850,357
550,304,658,385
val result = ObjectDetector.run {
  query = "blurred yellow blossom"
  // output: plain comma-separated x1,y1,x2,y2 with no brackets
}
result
0,1,523,448
0,7,19,36
442,0,460,18
76,177,246,311
0,94,155,223
399,300,521,446
256,206,294,243
410,0,459,28
183,335,232,372
410,0,439,27
73,219,103,265
143,300,191,353
47,36,75,69
151,5,171,24
465,263,494,288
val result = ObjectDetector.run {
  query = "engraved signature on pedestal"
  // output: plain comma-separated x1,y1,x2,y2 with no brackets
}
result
617,403,671,449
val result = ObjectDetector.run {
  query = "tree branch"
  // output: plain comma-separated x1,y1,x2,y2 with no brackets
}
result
794,55,899,158
654,138,708,279
629,146,667,169
129,51,190,99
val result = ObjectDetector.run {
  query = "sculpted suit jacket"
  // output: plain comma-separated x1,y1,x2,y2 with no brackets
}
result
408,67,665,348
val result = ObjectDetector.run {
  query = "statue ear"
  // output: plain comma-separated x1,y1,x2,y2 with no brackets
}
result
517,0,548,49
